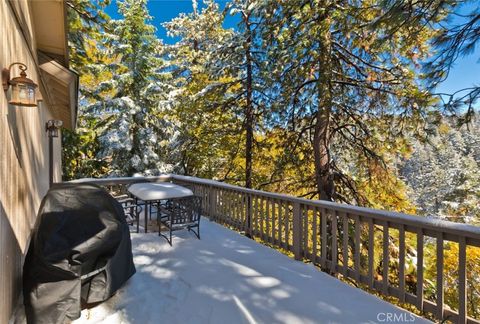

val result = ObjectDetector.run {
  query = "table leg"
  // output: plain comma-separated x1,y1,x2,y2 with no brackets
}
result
145,201,149,233
135,197,139,233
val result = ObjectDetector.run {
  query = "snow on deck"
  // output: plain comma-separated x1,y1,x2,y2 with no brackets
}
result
74,220,430,324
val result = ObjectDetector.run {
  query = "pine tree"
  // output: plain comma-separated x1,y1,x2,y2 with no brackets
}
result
63,0,111,179
66,0,111,73
401,116,480,224
85,0,173,176
259,0,446,205
162,0,244,179
166,0,272,187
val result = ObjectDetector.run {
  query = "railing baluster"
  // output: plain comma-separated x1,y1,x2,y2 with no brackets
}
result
260,197,265,240
246,194,250,229
226,190,230,223
312,207,318,264
236,192,241,228
255,196,261,237
436,232,444,321
236,193,240,228
278,201,283,247
219,190,223,222
226,190,229,223
293,202,302,260
231,191,236,224
208,186,214,218
246,194,252,235
255,196,262,238
230,191,234,224
277,200,283,247
207,184,212,218
383,222,389,295
399,225,406,303
227,190,234,225
233,192,237,225
228,191,232,223
458,237,467,324
240,193,244,227
213,187,218,220
331,210,338,272
321,208,328,269
354,215,361,281
219,189,223,221
417,229,424,312
266,197,271,242
284,203,289,249
342,212,349,276
227,190,230,223
208,185,211,217
253,195,258,236
303,205,308,258
271,199,275,243
368,218,374,288
272,200,276,244
211,187,215,218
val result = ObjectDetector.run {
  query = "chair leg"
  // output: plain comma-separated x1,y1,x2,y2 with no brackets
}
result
158,223,173,246
136,209,139,234
189,225,200,240
158,218,161,236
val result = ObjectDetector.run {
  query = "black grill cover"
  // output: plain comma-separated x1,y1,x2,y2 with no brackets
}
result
23,183,136,324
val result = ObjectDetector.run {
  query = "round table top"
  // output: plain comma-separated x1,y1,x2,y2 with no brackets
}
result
128,182,193,201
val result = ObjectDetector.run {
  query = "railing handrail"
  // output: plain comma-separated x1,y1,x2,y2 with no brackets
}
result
172,175,480,243
70,174,480,244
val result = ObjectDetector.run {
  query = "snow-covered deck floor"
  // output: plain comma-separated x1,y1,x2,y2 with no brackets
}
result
74,220,430,324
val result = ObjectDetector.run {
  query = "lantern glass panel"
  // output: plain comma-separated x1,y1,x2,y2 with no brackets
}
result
11,82,36,106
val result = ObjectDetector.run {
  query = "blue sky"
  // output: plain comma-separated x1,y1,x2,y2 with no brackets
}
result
106,0,237,44
106,0,479,96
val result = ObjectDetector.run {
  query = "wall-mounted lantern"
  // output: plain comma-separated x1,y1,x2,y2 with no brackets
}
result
2,62,38,107
46,120,63,187
46,119,63,138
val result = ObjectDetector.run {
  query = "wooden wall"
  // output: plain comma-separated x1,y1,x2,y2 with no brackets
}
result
0,1,62,322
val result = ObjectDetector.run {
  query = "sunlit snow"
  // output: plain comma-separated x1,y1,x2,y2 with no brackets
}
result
73,221,430,324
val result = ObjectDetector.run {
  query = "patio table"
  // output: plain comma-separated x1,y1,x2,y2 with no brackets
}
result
128,182,193,233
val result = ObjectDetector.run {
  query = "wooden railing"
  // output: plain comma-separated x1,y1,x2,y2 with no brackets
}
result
73,175,480,324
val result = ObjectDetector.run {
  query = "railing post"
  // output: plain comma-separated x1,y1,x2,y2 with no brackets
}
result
208,186,215,219
246,194,252,238
293,202,303,260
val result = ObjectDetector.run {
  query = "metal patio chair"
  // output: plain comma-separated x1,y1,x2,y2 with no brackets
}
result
157,195,202,245
114,194,143,233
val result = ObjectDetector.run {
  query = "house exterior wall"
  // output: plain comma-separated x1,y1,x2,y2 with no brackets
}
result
0,1,62,322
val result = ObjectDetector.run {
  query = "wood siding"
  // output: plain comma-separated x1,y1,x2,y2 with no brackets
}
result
0,1,62,322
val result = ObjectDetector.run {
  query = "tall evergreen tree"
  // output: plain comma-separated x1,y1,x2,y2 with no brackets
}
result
63,0,111,180
164,0,270,189
162,0,243,179
260,0,447,205
66,0,111,72
84,0,172,175
401,116,480,224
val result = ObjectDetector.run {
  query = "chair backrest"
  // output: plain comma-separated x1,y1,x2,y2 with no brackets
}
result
169,196,202,225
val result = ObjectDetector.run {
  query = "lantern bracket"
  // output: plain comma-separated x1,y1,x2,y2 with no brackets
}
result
2,62,29,91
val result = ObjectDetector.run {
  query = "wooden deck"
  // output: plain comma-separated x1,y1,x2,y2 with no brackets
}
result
73,220,431,324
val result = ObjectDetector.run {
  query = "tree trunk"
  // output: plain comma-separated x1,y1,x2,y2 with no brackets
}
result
313,19,333,201
244,12,254,190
